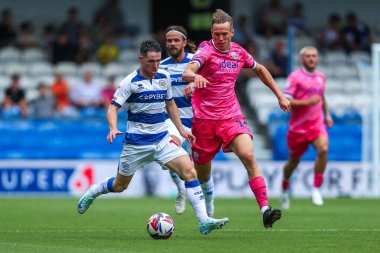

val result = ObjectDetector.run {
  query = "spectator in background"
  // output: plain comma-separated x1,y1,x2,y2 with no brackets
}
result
233,15,256,46
89,12,110,49
318,13,343,52
59,7,83,48
95,0,125,35
75,29,94,64
51,72,70,112
96,34,119,65
342,12,372,53
265,40,288,78
51,33,78,64
29,83,55,119
289,2,310,35
40,23,56,57
71,70,102,108
0,9,16,47
17,21,38,49
259,0,288,36
2,74,28,118
101,76,116,108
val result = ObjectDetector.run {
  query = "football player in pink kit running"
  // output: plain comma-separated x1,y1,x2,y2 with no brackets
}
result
182,9,291,228
280,46,334,210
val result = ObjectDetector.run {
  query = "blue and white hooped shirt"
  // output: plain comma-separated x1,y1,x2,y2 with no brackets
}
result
160,52,193,128
112,69,172,145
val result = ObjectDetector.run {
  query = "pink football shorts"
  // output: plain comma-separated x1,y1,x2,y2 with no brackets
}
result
286,126,328,158
191,115,253,164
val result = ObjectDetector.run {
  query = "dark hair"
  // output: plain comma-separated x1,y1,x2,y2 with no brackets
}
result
140,40,161,57
165,25,197,53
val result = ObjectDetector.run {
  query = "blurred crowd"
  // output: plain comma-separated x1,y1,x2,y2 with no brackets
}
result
0,0,376,120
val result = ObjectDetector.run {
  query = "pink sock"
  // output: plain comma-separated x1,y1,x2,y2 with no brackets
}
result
314,173,324,188
249,176,269,209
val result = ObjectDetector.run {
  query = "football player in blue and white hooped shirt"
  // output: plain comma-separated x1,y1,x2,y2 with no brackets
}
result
159,25,198,215
77,40,229,235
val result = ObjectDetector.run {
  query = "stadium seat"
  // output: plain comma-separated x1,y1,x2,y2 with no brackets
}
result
118,50,139,63
55,62,79,77
20,48,47,62
3,63,28,76
28,62,54,76
78,62,103,76
103,62,129,77
0,47,21,63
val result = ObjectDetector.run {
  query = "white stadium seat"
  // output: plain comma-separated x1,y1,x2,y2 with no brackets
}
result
0,47,21,63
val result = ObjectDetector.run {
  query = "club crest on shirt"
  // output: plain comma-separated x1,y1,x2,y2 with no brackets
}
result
231,52,238,60
159,80,166,88
317,76,324,85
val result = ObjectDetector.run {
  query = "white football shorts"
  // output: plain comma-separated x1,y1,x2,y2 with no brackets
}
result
118,134,188,176
165,119,191,151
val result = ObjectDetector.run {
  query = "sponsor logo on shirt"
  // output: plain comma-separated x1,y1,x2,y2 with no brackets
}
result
138,93,166,100
219,60,239,72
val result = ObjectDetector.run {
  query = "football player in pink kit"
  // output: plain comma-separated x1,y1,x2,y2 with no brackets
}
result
182,9,291,228
280,46,334,210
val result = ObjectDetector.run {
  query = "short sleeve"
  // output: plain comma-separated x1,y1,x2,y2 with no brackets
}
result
166,77,173,100
190,42,210,67
283,75,297,99
242,49,256,69
111,79,133,108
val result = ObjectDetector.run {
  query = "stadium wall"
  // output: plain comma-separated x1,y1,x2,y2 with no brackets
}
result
0,160,376,198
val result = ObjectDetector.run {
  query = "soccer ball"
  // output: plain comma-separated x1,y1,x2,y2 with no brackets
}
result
146,213,175,239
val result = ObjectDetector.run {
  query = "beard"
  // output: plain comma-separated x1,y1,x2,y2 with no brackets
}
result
167,47,182,59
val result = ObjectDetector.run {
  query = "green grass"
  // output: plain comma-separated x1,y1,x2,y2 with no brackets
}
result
0,198,379,253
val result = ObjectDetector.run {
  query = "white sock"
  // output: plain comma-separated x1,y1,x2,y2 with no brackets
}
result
90,177,115,197
260,206,269,214
185,180,208,223
168,169,185,193
201,177,214,216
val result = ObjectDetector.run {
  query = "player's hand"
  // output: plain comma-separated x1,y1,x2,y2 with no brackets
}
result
279,96,291,112
180,129,195,145
107,129,123,144
308,95,321,105
194,74,209,88
326,114,334,128
184,82,195,99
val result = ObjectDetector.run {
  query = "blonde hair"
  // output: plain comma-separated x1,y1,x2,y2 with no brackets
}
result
211,9,233,29
300,46,318,56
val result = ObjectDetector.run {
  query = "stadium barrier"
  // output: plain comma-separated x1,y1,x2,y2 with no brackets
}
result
0,160,376,198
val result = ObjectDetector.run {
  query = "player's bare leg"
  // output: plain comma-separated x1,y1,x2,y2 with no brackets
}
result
229,134,281,228
77,173,133,214
281,156,301,210
166,155,228,235
311,136,329,206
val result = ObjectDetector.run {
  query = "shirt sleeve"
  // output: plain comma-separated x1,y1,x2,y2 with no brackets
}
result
190,44,210,67
242,48,256,69
283,74,297,99
166,76,173,100
111,79,133,108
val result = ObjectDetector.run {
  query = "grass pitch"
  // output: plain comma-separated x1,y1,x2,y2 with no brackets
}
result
0,197,379,253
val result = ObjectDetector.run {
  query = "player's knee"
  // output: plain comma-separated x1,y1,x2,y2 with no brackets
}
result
240,152,255,166
317,145,328,156
179,167,197,181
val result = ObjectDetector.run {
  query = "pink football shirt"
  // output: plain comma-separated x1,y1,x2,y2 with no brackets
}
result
190,40,256,119
284,68,326,134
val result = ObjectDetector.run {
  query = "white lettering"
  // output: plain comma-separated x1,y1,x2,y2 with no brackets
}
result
37,170,49,190
21,170,34,189
1,171,18,190
53,170,66,189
